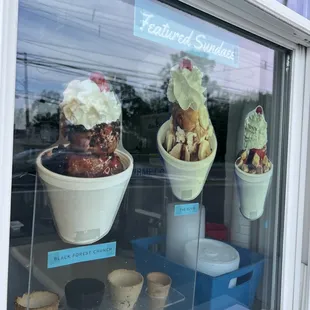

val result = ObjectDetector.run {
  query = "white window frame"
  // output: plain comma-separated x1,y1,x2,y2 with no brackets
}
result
1,0,310,309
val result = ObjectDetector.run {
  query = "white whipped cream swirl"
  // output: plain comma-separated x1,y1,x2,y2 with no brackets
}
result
167,63,206,111
61,79,121,130
243,107,267,150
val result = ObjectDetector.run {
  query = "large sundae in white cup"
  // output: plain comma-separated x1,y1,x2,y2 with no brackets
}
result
157,58,217,201
36,73,133,245
235,106,273,221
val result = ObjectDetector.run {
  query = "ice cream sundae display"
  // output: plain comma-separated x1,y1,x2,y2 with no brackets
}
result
36,73,133,245
42,74,124,178
235,106,273,220
157,57,217,201
164,58,214,162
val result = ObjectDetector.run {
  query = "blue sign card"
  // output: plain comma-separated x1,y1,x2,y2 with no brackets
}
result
134,0,239,67
175,203,199,216
47,241,116,269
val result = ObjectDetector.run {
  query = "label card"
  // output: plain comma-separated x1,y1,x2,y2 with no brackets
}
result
174,203,199,216
134,0,239,67
47,241,116,269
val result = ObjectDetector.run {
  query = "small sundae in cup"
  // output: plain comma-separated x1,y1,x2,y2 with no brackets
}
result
157,57,217,201
36,73,133,245
235,106,273,220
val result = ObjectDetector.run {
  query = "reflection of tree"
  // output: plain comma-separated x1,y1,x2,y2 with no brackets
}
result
32,90,60,129
112,81,151,133
113,51,230,159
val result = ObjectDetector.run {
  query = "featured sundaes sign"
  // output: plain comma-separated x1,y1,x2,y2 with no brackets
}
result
134,0,239,67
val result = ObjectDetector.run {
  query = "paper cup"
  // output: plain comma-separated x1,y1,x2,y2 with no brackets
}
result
15,291,59,310
157,121,217,201
147,272,171,310
36,147,133,245
65,278,105,310
235,162,273,221
108,269,144,310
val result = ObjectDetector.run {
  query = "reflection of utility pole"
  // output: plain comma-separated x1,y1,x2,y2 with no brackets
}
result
24,52,30,128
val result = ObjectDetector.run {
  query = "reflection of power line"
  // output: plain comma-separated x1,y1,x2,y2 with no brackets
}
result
18,39,164,68
20,2,271,68
16,54,163,80
20,4,168,58
22,1,133,27
16,57,162,94
23,52,30,127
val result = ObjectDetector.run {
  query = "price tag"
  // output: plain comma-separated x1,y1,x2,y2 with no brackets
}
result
174,203,199,216
47,241,116,269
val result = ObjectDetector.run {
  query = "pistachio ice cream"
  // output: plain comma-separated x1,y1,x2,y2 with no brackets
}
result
236,106,272,174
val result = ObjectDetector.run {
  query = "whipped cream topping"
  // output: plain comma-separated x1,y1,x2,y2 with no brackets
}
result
61,79,121,130
244,106,267,150
167,62,206,111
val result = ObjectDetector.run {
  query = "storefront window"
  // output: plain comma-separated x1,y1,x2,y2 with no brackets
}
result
8,0,291,309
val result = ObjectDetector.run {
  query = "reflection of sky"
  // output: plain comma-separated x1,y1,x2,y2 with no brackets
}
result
16,0,274,116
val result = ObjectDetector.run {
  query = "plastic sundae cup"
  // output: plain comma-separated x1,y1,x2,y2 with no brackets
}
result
147,272,171,310
37,146,133,245
108,269,144,310
15,291,59,310
157,120,217,201
235,162,273,220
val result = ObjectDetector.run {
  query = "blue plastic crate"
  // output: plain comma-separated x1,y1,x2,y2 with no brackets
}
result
131,236,264,308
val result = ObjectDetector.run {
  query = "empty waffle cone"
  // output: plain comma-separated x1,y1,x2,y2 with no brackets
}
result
108,269,144,310
15,291,59,310
147,272,171,309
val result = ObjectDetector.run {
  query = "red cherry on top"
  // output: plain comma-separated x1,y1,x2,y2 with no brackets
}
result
256,106,263,114
179,58,193,71
90,72,110,92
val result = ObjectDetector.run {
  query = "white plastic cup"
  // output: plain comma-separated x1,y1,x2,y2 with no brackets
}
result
184,239,240,288
157,121,217,201
235,162,273,221
166,203,205,265
36,147,133,245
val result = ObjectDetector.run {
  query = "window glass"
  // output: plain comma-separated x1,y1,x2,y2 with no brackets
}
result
8,1,290,309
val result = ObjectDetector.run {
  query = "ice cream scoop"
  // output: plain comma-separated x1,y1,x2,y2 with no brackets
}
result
236,106,271,175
